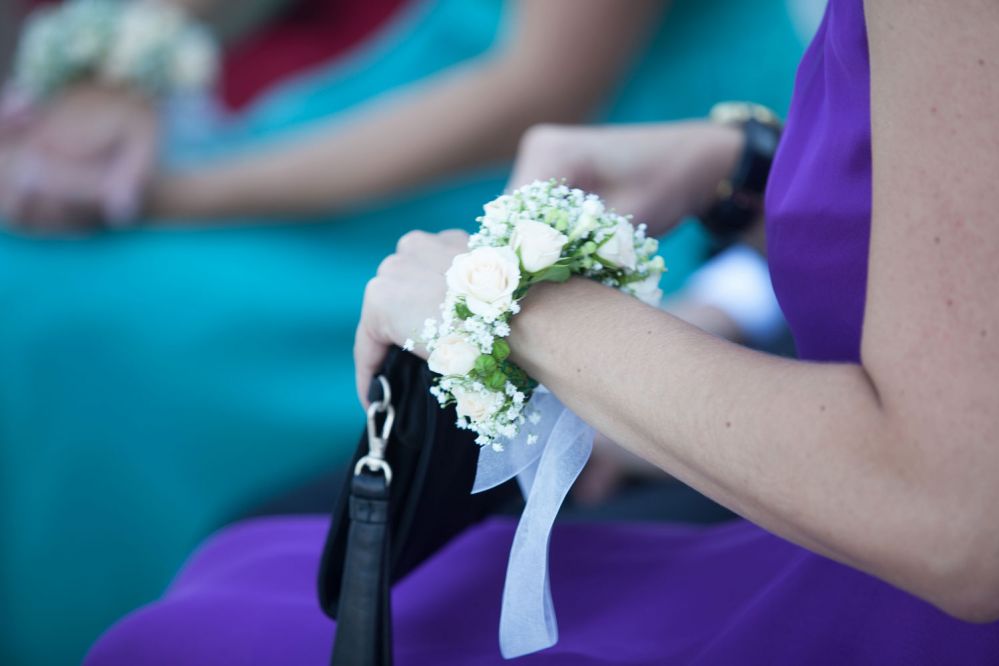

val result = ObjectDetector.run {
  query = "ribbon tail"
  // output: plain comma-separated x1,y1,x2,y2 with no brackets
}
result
498,406,594,659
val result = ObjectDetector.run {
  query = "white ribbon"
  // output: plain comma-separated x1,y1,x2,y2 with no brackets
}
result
472,389,595,659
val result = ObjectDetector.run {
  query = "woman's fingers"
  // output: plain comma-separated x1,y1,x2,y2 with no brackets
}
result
102,120,157,226
354,317,388,410
395,229,468,273
14,156,104,234
354,231,465,408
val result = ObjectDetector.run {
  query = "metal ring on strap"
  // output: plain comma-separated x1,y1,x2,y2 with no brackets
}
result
354,375,395,485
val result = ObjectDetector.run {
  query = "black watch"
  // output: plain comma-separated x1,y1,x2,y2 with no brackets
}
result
699,102,783,239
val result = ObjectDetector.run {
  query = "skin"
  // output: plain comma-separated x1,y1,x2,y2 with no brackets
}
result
148,0,662,220
355,0,999,622
0,0,663,232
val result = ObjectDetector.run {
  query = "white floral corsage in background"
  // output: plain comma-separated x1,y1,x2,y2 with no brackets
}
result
12,0,218,102
419,179,666,450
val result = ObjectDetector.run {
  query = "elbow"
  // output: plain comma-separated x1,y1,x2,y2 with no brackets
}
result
919,533,999,623
929,575,999,624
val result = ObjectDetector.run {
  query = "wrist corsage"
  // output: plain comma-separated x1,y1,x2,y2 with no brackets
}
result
420,179,666,450
12,0,218,102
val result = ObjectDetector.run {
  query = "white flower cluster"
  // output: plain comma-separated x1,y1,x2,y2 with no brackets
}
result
426,179,666,450
12,0,218,101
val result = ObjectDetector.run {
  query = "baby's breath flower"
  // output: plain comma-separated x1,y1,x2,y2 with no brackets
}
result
427,179,666,449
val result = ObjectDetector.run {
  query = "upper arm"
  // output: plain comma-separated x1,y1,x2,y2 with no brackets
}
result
862,0,999,592
171,0,293,41
498,0,665,114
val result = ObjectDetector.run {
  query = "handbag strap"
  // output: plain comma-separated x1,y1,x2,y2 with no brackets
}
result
330,471,393,666
331,377,395,666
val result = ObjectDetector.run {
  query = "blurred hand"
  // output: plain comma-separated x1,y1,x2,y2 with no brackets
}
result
510,121,743,237
573,431,675,505
355,229,469,407
0,84,158,235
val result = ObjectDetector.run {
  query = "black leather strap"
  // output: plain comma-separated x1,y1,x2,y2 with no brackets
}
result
701,117,782,238
331,471,393,666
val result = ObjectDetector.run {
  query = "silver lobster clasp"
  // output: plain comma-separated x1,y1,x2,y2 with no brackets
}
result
354,375,395,485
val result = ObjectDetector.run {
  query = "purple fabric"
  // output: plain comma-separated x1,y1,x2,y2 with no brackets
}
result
84,517,998,665
765,0,872,363
86,1,999,663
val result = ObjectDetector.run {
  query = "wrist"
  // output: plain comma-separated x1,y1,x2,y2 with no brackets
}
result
147,168,224,220
697,104,783,238
508,277,594,374
634,122,743,238
684,122,744,220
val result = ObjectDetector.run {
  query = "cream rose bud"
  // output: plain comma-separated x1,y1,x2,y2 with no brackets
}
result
568,198,605,240
428,334,480,376
596,220,638,270
510,220,568,273
581,198,605,218
452,385,505,423
632,273,663,306
446,246,521,319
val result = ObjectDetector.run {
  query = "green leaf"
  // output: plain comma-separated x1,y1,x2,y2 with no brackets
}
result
505,364,528,388
455,302,472,319
545,209,570,232
492,339,511,362
535,265,571,284
486,371,507,390
474,354,498,374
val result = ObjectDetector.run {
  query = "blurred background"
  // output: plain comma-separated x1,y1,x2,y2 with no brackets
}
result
0,1,823,663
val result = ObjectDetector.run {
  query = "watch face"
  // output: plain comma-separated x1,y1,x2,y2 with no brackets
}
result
758,129,779,154
710,102,782,128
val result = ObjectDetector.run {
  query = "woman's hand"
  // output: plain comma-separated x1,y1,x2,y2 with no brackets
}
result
0,84,158,234
510,121,742,237
354,229,469,407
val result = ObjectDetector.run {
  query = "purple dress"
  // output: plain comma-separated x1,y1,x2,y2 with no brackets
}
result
86,2,999,663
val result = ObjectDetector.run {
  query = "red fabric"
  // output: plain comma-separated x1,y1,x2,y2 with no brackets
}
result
21,0,407,111
219,0,406,110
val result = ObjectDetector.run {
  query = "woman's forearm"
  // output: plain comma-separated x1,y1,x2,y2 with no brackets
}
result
148,0,663,222
150,58,570,220
510,278,982,617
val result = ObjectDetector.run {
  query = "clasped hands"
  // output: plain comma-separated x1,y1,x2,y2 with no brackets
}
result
0,84,158,234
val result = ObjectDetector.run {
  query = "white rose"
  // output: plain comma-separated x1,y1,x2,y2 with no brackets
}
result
446,246,521,320
596,220,638,270
510,220,568,273
169,31,217,89
104,5,184,82
452,385,505,423
428,334,481,376
631,272,663,306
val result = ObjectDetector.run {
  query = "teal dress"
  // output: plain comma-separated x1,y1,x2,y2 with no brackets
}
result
0,1,803,664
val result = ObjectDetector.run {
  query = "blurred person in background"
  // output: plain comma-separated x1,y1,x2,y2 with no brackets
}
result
0,0,809,663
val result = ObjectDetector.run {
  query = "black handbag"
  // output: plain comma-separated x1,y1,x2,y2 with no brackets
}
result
318,346,517,665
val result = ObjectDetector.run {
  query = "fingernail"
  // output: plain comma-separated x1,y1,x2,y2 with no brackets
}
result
14,157,40,195
0,87,35,129
103,184,139,229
